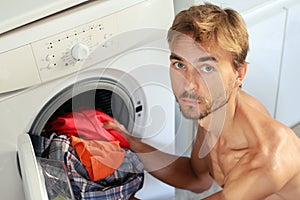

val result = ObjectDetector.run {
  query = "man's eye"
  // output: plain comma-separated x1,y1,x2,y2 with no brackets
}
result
201,65,214,73
174,62,185,69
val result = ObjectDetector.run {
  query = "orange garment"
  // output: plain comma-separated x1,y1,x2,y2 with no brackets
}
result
70,136,125,181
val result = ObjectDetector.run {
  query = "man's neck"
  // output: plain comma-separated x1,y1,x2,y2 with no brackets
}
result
195,92,241,158
198,90,240,135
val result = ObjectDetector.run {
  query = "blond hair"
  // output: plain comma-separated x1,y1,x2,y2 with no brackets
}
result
168,3,249,69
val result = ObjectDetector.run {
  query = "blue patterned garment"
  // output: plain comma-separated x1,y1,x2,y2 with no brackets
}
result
31,134,144,200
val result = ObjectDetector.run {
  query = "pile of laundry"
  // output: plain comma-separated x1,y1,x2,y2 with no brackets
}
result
31,110,144,200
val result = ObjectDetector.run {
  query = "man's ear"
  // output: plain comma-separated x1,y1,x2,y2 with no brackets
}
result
235,62,248,88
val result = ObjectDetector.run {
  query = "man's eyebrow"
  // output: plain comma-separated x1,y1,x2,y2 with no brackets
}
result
198,56,217,62
169,53,217,63
169,53,183,61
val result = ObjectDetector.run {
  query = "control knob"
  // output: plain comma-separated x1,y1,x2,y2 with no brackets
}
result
71,43,90,61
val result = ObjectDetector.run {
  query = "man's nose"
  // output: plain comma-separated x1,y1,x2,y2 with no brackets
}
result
184,66,200,91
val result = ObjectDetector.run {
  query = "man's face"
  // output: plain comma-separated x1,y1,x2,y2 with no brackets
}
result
169,34,237,120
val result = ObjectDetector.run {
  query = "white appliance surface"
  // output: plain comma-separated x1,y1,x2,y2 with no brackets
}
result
0,0,175,199
174,0,276,14
0,0,88,34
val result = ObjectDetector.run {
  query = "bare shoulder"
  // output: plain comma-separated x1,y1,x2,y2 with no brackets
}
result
250,116,300,174
223,125,300,198
222,145,300,199
232,92,300,198
239,90,271,116
252,122,300,196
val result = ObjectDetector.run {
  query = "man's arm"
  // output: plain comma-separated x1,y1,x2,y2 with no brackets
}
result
103,121,213,192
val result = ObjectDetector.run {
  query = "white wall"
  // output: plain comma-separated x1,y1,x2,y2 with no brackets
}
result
275,2,300,126
242,0,300,127
242,3,286,118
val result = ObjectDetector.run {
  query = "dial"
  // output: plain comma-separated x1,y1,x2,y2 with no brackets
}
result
71,43,90,61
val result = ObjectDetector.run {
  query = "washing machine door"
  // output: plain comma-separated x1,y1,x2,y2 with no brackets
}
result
18,134,48,200
18,134,74,200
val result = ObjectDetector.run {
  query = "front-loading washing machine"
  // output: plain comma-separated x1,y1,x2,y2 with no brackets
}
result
0,0,175,199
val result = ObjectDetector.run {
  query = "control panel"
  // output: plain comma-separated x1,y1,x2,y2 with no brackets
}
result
31,14,118,82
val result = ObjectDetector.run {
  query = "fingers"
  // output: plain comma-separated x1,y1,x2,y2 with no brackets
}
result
102,121,118,130
102,120,126,133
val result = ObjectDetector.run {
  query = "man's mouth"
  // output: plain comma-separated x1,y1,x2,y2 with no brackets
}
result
180,97,201,105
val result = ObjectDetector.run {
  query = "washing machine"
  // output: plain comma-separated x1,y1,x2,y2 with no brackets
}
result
0,0,176,199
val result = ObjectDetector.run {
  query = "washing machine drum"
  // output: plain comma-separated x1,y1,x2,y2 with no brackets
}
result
30,77,140,137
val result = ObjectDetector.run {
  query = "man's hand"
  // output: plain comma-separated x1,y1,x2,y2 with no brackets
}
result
102,120,138,144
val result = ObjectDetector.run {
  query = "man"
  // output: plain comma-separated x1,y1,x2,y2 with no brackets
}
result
104,3,300,199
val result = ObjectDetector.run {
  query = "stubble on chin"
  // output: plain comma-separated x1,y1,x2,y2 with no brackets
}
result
178,99,211,120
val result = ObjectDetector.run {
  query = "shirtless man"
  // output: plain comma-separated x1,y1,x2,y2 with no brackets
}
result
104,3,300,199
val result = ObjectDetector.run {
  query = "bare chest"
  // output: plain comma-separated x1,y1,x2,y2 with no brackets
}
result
208,148,249,186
